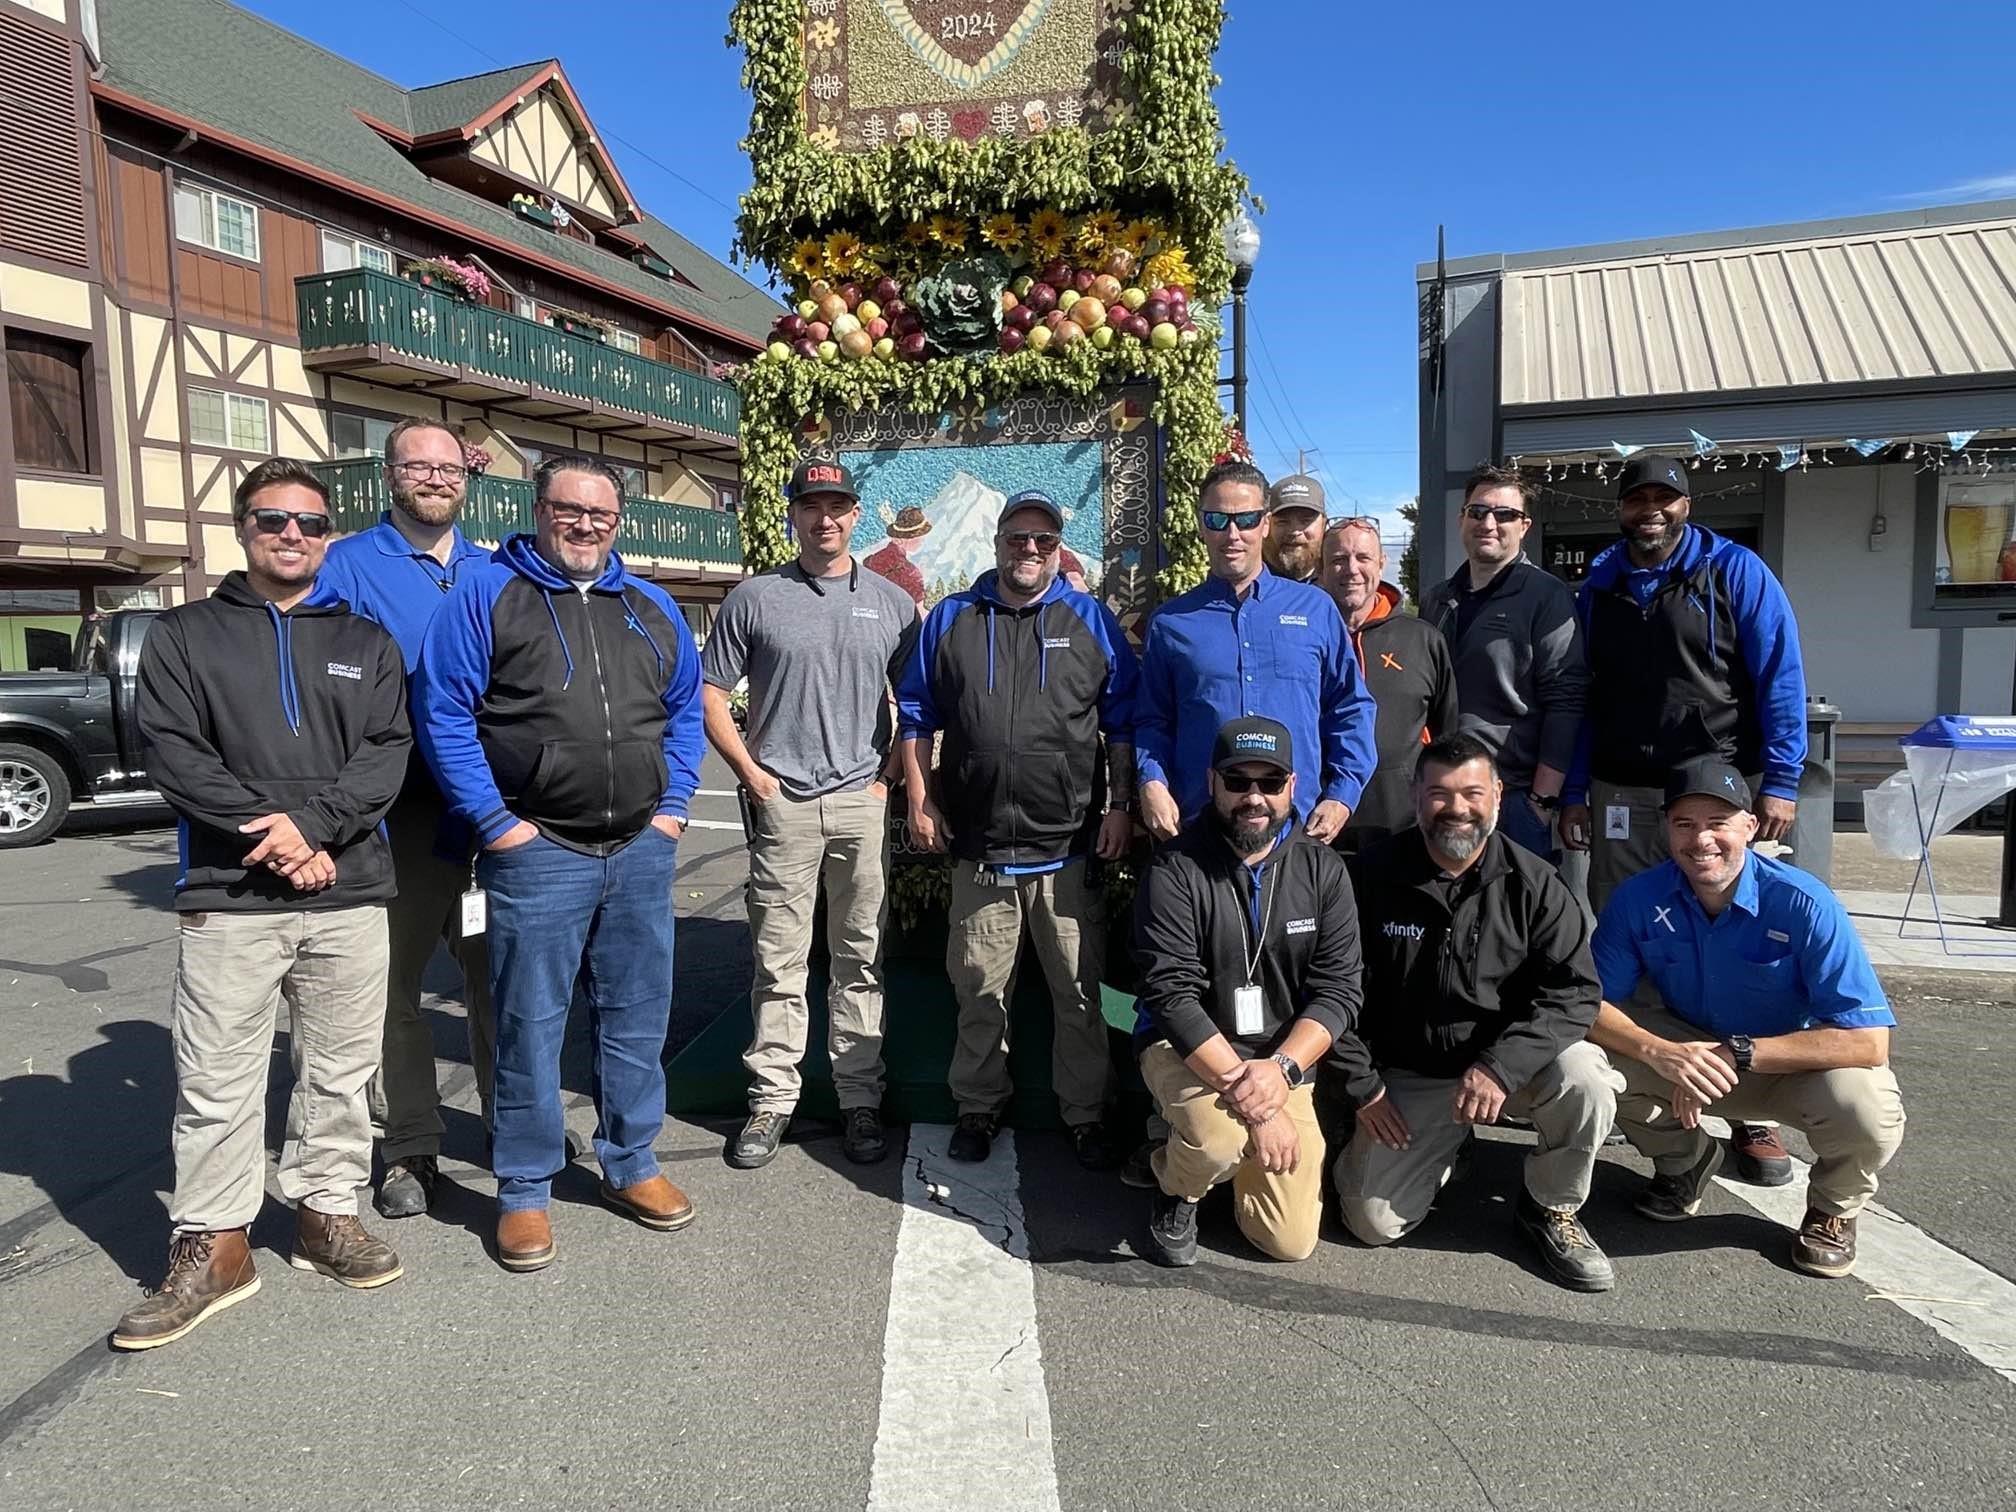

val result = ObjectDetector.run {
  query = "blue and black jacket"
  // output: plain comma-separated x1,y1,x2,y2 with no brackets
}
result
1566,525,1807,802
896,571,1138,867
412,534,703,855
135,571,410,913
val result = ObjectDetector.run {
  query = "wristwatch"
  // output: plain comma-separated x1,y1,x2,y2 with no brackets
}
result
1528,792,1560,811
1271,1052,1306,1089
1725,1034,1755,1073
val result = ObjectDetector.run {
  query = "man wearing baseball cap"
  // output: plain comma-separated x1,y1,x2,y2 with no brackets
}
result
1262,473,1325,583
1130,716,1363,1267
1586,758,1904,1278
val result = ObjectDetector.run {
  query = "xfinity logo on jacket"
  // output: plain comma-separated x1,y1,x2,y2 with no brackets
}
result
1382,920,1425,940
326,661,363,681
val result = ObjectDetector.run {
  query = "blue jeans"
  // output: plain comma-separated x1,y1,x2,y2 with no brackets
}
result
1498,787,1560,864
477,827,678,1212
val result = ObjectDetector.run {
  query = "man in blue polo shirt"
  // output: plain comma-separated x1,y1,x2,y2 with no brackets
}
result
1588,758,1905,1279
1135,460,1376,846
315,417,493,1220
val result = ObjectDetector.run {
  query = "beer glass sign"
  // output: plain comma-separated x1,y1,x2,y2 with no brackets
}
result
1936,477,2016,587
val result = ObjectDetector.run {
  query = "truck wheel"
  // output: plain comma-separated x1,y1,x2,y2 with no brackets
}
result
0,742,72,848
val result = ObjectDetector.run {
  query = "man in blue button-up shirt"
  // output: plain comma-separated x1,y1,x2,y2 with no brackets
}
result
315,417,494,1222
1136,461,1377,846
1588,758,1904,1280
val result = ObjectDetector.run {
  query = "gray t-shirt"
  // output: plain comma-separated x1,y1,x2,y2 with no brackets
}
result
702,559,919,799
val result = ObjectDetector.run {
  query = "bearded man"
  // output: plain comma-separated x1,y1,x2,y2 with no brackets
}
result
1326,733,1624,1292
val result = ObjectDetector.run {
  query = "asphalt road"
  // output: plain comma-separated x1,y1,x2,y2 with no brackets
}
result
3,768,2013,1510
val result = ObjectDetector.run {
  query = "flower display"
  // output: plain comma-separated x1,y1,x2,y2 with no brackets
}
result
1025,208,1070,258
789,238,828,279
979,213,1023,253
927,214,970,250
1144,246,1195,292
823,229,866,276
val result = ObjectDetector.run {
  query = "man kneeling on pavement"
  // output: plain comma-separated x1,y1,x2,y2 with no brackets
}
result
1329,733,1625,1292
1131,718,1363,1267
1588,759,1905,1278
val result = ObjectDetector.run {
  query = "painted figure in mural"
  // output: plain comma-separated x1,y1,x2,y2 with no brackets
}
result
864,505,933,607
701,459,919,1172
896,488,1140,1170
1261,473,1325,583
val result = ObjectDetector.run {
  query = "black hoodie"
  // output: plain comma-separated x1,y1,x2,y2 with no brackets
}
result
137,572,410,913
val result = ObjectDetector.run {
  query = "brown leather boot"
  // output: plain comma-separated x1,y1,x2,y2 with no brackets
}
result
1791,1208,1857,1277
497,1208,556,1272
111,1230,260,1351
599,1173,696,1231
289,1208,404,1288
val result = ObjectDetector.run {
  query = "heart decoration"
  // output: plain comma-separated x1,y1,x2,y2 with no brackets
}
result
952,109,988,140
873,0,1059,92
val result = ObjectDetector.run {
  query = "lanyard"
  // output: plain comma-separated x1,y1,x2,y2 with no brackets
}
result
1241,859,1275,988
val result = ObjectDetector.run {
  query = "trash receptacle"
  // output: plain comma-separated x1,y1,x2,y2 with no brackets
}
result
1786,697,1838,883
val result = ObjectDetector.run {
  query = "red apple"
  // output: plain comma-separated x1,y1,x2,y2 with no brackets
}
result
1125,313,1153,340
1040,259,1071,288
1043,309,1068,330
892,310,922,337
1006,305,1036,332
873,276,902,305
777,313,807,340
897,331,929,359
791,337,820,359
1025,282,1058,315
1141,297,1171,326
999,326,1026,354
1167,290,1190,320
838,282,863,310
866,317,889,341
806,320,830,343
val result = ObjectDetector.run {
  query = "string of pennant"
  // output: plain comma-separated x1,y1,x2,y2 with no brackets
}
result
1511,428,2016,483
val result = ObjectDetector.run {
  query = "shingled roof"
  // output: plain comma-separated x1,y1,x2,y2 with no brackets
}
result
93,0,780,348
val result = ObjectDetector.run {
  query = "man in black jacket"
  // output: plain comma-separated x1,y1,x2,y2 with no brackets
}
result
897,490,1139,1167
1331,733,1623,1292
114,459,411,1352
1131,718,1363,1267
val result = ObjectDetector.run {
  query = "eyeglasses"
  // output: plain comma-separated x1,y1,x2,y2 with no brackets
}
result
389,461,468,483
1219,772,1289,795
1462,504,1528,524
546,504,621,531
999,530,1061,553
246,508,333,539
1201,509,1267,532
1330,515,1382,532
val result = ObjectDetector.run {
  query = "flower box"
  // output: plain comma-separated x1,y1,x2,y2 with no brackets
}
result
513,201,558,229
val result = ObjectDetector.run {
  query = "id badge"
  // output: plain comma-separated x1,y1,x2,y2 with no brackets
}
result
459,886,487,938
1233,984,1264,1037
1604,804,1631,840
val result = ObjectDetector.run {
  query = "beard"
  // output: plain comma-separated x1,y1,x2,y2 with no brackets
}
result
1267,538,1320,581
1431,810,1495,862
1214,801,1287,857
391,480,460,528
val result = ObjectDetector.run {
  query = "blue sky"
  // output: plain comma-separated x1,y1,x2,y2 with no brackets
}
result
244,0,2016,536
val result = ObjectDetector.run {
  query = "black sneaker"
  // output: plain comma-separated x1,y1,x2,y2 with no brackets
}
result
1120,1138,1161,1190
374,1154,438,1219
727,1110,790,1169
842,1106,888,1164
1070,1120,1123,1171
1632,1137,1723,1222
1515,1192,1615,1292
1143,1189,1200,1267
949,1113,997,1162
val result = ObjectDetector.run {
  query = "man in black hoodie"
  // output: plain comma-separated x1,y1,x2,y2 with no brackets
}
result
113,459,411,1352
1330,733,1623,1292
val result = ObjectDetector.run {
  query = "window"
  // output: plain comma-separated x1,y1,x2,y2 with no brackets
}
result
320,228,393,275
94,585,165,612
174,183,261,261
714,479,743,515
607,328,642,355
514,296,539,320
6,330,93,474
0,589,82,612
329,412,394,459
188,387,270,452
523,445,644,499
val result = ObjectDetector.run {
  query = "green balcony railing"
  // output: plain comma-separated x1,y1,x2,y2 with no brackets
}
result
294,267,740,440
311,457,742,569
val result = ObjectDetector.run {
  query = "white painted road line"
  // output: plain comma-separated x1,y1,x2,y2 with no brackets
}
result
868,1125,1061,1512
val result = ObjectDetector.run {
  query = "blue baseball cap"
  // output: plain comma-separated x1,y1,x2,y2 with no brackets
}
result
1000,489,1064,530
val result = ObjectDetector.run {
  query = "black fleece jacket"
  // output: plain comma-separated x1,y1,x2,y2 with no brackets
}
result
136,573,410,912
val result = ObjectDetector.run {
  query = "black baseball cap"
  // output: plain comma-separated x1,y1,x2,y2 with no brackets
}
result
1616,456,1690,501
1663,758,1752,812
788,458,859,503
1212,716,1294,775
1000,488,1064,530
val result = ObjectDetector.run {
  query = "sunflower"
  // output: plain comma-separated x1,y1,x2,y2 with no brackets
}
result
1074,209,1123,258
900,220,934,247
1026,207,1069,258
789,238,828,280
1144,246,1196,292
824,230,866,276
979,213,1022,253
1116,218,1159,256
928,214,970,249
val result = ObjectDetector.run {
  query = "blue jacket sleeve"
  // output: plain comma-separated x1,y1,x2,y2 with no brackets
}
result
648,588,704,822
1563,581,1597,805
1590,888,1646,1003
1722,548,1808,801
1319,603,1376,810
1133,617,1176,790
896,599,952,739
1793,890,1895,1029
412,570,514,845
1088,600,1139,742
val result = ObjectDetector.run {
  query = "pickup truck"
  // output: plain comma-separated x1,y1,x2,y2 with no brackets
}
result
0,609,162,847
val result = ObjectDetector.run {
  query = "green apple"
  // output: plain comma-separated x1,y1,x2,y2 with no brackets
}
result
817,339,839,362
1057,288,1081,313
1026,323,1053,352
873,336,897,360
1149,322,1179,350
857,299,882,324
1090,324,1115,350
767,340,792,361
798,299,819,320
1012,274,1034,296
1118,287,1148,312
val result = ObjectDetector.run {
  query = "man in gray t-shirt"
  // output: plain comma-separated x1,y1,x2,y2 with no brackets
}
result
701,458,918,1170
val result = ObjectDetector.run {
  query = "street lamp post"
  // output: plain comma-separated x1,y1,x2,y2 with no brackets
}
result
1220,205,1261,436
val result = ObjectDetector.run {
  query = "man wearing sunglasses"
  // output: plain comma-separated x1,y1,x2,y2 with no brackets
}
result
1136,461,1376,848
1131,717,1362,1266
897,489,1139,1168
1421,463,1587,862
414,456,703,1271
116,459,412,1350
316,418,494,1222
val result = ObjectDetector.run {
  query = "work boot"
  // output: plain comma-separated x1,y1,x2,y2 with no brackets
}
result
497,1209,556,1272
948,1112,997,1163
727,1110,790,1169
1143,1189,1200,1268
1791,1208,1858,1278
1070,1120,1124,1171
289,1208,404,1288
374,1154,438,1219
1516,1192,1616,1292
842,1106,888,1164
1728,1123,1794,1186
111,1230,260,1351
599,1173,695,1231
1120,1138,1161,1190
1631,1136,1724,1222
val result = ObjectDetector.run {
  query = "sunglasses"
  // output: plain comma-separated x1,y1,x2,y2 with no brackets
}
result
999,530,1061,553
1462,504,1528,524
246,508,333,539
1219,772,1289,795
1201,509,1267,532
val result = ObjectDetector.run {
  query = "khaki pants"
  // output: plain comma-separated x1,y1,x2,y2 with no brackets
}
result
169,905,389,1233
1140,1041,1325,1262
1612,1002,1905,1216
370,797,494,1161
946,860,1114,1125
744,786,890,1113
1333,1040,1623,1246
1586,778,1668,914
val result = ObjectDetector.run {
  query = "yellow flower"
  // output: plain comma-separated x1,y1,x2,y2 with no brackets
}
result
789,238,828,279
1075,210,1123,257
1145,246,1195,292
900,220,934,247
928,214,970,249
1026,208,1069,257
979,213,1022,252
824,230,866,276
1117,219,1158,256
